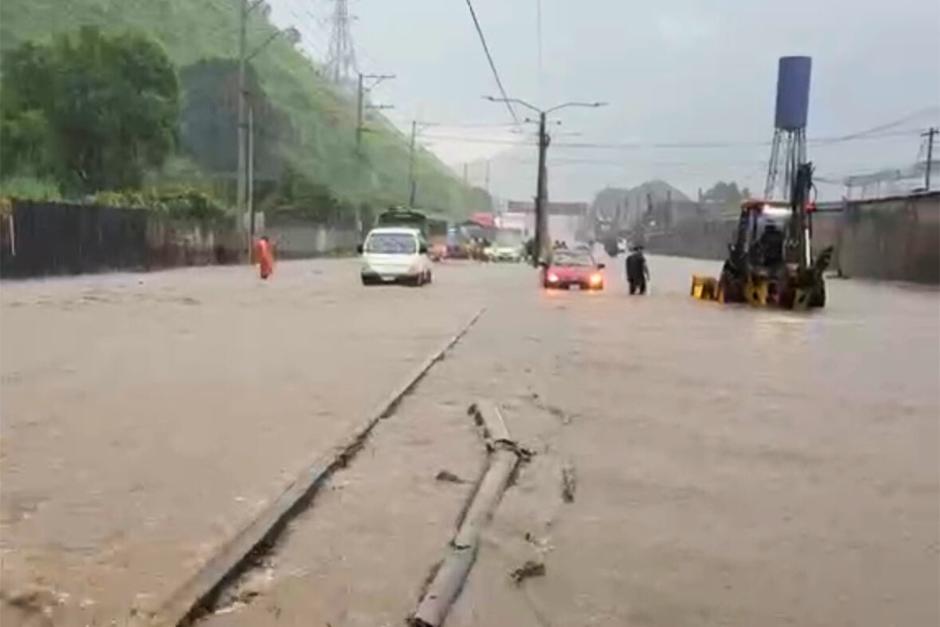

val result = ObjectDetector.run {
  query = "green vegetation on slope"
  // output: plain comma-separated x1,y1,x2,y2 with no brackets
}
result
2,27,180,193
0,0,488,216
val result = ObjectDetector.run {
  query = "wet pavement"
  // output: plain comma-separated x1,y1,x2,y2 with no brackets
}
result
2,255,938,626
0,260,489,626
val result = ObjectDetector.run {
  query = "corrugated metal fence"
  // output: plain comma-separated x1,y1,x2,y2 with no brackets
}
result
0,201,240,278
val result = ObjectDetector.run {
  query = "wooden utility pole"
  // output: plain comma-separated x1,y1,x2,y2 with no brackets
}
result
408,120,418,206
247,105,255,258
923,127,937,191
482,96,605,263
236,0,248,240
356,73,364,152
535,111,549,264
355,72,395,154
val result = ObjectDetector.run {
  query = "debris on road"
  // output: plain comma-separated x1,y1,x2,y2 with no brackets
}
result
467,401,511,446
434,470,466,484
561,464,577,503
510,560,546,584
211,564,275,616
410,401,525,627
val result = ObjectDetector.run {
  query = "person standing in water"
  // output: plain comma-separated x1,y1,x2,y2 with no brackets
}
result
625,245,649,295
254,235,275,280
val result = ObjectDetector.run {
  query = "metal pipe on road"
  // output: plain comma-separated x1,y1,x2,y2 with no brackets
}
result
411,403,525,627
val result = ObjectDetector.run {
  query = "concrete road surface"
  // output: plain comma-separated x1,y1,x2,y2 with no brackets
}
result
2,255,938,627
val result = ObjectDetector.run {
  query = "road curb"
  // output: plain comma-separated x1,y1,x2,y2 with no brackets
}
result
134,307,486,627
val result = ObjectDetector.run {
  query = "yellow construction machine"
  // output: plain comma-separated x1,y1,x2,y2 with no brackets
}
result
691,163,833,310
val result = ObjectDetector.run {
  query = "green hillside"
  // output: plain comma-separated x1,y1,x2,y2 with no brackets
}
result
0,0,486,216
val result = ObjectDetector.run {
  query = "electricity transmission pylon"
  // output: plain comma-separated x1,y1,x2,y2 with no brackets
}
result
325,0,357,87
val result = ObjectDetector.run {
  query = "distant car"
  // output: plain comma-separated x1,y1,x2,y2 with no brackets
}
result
484,243,523,262
358,227,432,286
541,250,606,290
485,228,525,262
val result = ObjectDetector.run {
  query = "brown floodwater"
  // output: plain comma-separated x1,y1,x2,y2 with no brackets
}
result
2,255,938,626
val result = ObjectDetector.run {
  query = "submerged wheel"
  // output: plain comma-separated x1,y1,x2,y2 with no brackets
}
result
809,281,826,308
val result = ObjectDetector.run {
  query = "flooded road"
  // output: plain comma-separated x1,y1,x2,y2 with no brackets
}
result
2,255,937,626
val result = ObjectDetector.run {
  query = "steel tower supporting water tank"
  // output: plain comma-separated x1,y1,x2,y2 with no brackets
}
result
764,56,812,201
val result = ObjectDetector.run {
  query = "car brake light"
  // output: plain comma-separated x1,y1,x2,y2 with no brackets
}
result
547,272,559,283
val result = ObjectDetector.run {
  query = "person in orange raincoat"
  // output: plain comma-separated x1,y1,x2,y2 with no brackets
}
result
254,235,274,279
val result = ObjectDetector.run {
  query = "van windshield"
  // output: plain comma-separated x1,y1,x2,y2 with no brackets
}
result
366,233,417,254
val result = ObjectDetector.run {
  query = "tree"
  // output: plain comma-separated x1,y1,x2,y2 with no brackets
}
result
0,27,180,193
702,181,749,207
178,58,291,186
0,42,57,178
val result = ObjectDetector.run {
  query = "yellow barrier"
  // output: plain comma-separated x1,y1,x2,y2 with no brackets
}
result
690,275,719,301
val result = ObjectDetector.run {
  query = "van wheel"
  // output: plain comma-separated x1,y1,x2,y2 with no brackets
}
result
425,271,432,285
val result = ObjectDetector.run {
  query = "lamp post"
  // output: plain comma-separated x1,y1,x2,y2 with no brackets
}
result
237,0,300,258
484,97,606,264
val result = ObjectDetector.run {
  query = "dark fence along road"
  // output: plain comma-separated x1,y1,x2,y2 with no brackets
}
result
2,201,151,277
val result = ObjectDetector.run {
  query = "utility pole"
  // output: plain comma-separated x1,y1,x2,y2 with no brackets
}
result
233,3,300,259
923,127,937,191
483,96,606,266
485,160,491,194
463,163,469,184
237,0,248,239
408,120,418,206
355,73,395,154
535,111,549,263
356,73,364,152
247,105,255,258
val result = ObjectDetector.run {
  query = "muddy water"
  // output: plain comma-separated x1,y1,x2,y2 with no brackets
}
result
445,256,939,627
195,256,936,627
0,260,491,626
2,256,938,626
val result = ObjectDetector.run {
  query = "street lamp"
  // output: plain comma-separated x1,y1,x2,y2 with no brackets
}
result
484,96,606,263
238,0,301,257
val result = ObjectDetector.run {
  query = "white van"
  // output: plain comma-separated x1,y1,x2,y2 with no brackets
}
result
358,227,433,286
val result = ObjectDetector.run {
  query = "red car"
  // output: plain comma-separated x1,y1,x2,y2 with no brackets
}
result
541,250,606,290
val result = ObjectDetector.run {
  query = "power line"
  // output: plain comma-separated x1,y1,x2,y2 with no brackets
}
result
813,106,940,145
419,121,521,129
420,128,925,150
422,133,531,145
462,0,520,124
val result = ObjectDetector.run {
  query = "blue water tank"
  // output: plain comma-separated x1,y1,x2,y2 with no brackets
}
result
774,56,812,130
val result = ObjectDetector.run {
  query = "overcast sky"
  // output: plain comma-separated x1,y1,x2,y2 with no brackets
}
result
272,0,940,201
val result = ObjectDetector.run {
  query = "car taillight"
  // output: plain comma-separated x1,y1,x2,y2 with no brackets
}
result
547,272,559,283
589,273,603,286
